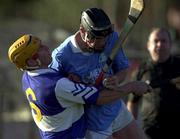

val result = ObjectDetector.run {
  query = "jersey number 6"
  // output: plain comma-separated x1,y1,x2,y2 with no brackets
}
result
26,88,42,122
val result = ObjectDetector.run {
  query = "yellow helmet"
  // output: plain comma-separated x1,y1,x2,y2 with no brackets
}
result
8,34,41,70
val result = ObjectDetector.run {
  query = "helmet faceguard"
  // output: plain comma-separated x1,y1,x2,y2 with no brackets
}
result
8,34,41,70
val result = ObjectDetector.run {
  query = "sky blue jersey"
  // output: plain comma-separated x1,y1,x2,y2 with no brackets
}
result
22,69,99,139
50,31,129,131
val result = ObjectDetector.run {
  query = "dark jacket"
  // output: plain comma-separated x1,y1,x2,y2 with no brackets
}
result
132,56,180,139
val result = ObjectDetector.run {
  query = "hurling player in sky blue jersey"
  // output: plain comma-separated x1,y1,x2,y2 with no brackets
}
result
50,8,151,139
8,34,151,139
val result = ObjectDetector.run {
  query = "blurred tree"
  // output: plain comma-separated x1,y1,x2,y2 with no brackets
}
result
0,0,40,18
114,0,129,31
167,0,180,41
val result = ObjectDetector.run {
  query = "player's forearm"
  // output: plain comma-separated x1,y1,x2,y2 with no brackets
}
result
96,89,129,105
97,83,134,105
97,81,151,105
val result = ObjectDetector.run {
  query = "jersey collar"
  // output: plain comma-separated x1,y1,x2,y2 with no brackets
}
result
27,68,56,76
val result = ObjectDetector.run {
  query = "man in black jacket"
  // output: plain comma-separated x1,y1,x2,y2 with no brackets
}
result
127,27,180,139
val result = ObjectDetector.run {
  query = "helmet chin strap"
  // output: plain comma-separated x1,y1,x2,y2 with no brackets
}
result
24,59,42,71
82,32,88,42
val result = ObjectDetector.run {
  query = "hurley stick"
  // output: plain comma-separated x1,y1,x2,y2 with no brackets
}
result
95,0,145,86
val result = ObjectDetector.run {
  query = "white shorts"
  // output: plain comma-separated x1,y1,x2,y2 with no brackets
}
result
85,101,134,139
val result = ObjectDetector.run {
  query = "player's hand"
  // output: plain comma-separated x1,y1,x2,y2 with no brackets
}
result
117,81,153,96
103,75,119,89
131,81,153,96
